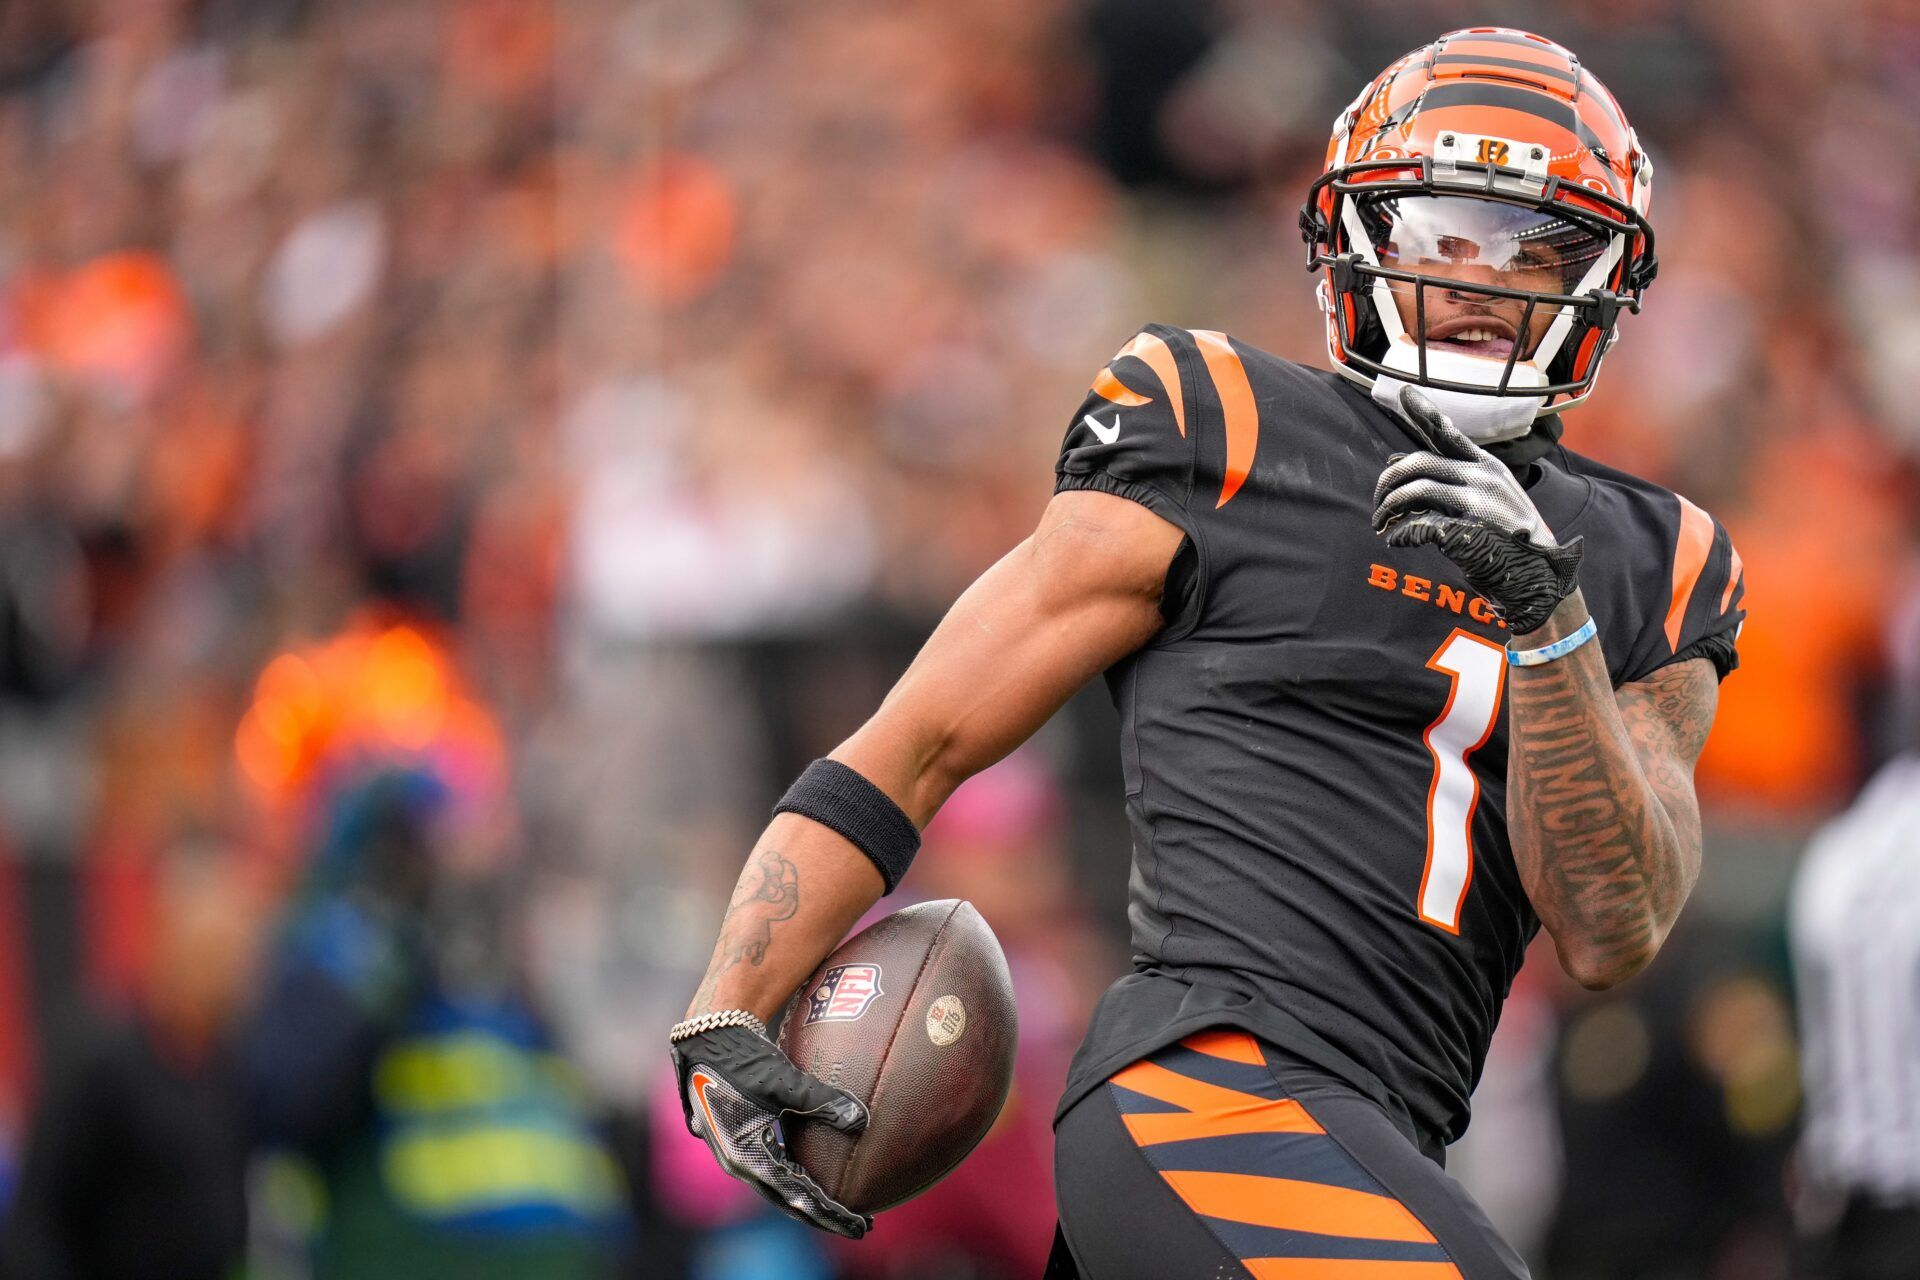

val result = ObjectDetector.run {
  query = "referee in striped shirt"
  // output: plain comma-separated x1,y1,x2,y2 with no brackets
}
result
1789,748,1920,1280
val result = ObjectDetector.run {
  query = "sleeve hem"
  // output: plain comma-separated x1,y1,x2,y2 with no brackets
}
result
1627,627,1740,685
1054,469,1188,529
1053,469,1208,644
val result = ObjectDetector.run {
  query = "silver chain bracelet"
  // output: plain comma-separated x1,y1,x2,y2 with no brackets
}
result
669,1008,768,1043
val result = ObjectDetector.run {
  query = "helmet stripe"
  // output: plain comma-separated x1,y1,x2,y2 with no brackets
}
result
1414,81,1607,153
1574,72,1632,139
1440,30,1565,56
1431,53,1577,85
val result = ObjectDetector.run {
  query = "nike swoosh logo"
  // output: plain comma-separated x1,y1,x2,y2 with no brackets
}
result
1082,413,1120,445
689,1069,721,1137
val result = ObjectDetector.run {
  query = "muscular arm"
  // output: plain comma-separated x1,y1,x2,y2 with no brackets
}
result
686,488,1186,1022
1506,592,1719,990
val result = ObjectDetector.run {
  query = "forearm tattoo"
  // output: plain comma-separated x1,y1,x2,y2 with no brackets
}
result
689,845,801,1016
1507,652,1716,977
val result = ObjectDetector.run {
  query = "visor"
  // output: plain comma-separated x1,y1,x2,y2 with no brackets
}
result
1356,195,1610,361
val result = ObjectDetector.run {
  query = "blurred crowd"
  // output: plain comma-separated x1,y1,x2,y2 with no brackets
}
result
0,0,1915,1276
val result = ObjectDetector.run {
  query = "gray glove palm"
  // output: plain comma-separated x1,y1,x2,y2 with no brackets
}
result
1371,388,1583,635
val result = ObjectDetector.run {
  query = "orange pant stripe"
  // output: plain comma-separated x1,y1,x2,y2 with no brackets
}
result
1246,1258,1464,1279
1160,1171,1439,1244
1179,1029,1267,1065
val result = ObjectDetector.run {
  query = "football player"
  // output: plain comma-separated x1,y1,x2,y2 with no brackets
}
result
670,29,1743,1279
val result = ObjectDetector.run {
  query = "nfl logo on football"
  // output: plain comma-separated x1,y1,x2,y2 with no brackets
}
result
805,964,885,1025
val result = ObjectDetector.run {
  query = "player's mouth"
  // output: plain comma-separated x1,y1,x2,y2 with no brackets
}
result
1424,314,1520,359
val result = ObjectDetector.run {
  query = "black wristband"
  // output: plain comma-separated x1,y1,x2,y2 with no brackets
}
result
773,759,920,894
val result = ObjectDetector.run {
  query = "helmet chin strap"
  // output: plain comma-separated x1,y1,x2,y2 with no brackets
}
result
1370,367,1544,444
1487,413,1564,469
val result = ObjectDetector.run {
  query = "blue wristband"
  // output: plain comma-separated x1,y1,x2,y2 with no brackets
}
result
1506,615,1598,667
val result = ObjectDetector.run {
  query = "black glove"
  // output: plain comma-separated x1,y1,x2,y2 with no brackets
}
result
670,1021,872,1238
1370,387,1583,635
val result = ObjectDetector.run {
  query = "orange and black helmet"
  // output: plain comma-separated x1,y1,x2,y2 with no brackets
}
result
1300,29,1657,440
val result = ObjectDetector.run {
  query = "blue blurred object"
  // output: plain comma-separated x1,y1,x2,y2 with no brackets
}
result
690,1214,833,1280
244,763,631,1278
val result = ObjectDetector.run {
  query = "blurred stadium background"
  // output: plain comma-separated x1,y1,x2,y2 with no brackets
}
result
0,0,1913,1277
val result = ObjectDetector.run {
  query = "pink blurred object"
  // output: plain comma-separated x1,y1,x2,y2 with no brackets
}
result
923,751,1063,853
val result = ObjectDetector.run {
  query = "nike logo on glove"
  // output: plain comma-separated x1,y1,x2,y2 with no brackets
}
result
1082,413,1121,445
689,1069,720,1137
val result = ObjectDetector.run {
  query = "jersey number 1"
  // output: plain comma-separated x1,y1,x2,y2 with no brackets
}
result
1418,630,1507,933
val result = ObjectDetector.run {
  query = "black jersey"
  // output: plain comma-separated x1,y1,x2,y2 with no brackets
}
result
1054,325,1745,1149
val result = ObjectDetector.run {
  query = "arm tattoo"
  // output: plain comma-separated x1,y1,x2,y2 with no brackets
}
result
1507,651,1717,981
689,845,801,1015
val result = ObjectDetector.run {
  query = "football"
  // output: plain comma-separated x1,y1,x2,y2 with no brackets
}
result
776,898,1017,1214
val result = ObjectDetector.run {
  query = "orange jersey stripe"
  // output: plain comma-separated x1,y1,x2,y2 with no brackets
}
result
1090,366,1152,407
1191,329,1258,507
1181,1029,1267,1065
1246,1259,1463,1280
1720,542,1745,614
1665,495,1715,649
1113,331,1186,436
1160,1171,1438,1243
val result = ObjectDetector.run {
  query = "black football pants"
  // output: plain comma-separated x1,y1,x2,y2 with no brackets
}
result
1047,1030,1530,1279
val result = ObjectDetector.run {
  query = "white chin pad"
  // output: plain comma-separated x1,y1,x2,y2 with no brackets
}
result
1372,339,1546,444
